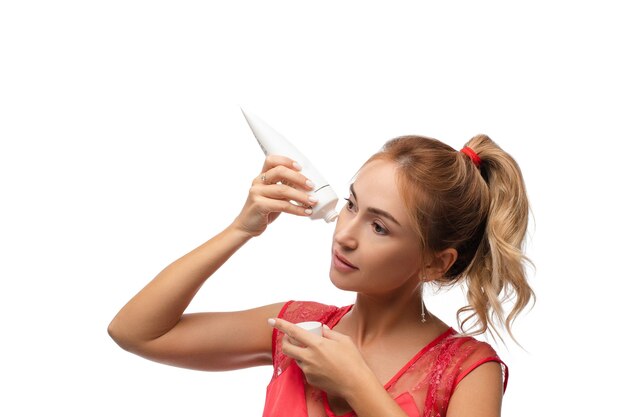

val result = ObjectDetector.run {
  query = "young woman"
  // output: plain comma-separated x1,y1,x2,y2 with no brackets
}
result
108,134,533,417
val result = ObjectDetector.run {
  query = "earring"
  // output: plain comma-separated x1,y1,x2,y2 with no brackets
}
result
421,298,426,323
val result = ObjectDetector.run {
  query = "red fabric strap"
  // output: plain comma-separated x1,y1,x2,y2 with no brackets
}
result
461,146,482,167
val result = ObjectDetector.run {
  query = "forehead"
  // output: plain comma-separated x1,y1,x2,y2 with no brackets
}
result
352,159,409,221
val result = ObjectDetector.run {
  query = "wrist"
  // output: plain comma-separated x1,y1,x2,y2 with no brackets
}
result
345,371,409,417
344,366,379,404
227,219,257,241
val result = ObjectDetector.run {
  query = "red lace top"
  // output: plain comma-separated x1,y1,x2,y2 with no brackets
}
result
263,301,508,417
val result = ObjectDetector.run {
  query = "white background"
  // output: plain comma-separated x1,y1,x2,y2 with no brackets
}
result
1,1,624,415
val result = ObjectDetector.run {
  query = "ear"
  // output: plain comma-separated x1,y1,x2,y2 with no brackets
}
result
422,248,458,281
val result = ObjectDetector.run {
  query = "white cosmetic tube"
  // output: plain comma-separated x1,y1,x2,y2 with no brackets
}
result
296,321,323,336
241,108,339,223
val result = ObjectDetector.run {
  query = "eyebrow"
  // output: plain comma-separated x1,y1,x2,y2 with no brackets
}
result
349,184,402,227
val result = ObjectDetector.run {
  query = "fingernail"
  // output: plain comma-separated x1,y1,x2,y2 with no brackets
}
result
304,209,313,215
268,318,276,326
292,162,302,171
308,195,318,203
306,180,315,189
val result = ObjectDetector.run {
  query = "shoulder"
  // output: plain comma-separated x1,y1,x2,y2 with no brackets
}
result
436,335,507,417
445,335,508,393
445,342,505,417
424,333,508,395
414,332,507,417
446,361,504,417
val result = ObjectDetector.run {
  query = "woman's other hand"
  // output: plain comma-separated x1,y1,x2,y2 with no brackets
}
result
269,318,373,399
232,155,317,238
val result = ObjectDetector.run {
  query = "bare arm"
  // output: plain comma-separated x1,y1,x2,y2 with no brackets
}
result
108,155,316,371
108,225,283,370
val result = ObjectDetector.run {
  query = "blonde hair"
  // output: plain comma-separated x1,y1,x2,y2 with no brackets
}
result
366,135,534,341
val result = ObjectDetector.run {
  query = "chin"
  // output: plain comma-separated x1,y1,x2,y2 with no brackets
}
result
328,269,359,292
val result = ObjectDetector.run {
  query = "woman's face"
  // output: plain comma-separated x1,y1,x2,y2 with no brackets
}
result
330,159,424,296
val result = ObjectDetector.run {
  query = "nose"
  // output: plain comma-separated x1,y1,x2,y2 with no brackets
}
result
333,211,358,250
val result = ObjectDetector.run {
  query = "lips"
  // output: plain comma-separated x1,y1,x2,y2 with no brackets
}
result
333,250,358,270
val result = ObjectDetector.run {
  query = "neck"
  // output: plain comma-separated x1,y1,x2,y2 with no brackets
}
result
343,286,429,348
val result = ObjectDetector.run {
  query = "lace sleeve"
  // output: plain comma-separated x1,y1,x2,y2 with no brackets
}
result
425,337,507,416
453,341,509,393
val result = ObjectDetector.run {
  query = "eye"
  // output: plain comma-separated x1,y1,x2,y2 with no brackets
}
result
372,222,388,235
343,197,356,212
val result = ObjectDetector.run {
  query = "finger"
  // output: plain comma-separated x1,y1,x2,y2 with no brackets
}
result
269,318,319,348
281,337,306,368
261,184,318,208
249,194,314,218
279,331,309,367
260,155,302,175
281,334,307,359
257,164,315,192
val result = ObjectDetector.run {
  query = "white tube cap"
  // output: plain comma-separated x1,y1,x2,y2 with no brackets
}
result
309,186,339,223
296,321,323,336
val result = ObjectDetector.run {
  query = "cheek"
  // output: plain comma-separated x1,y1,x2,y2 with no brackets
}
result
367,246,419,279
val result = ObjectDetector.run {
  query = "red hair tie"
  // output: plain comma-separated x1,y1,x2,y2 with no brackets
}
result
460,146,482,167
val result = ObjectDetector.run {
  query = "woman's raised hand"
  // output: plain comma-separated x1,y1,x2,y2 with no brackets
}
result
232,155,317,238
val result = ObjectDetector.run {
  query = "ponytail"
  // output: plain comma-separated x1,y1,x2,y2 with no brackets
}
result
459,134,535,342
